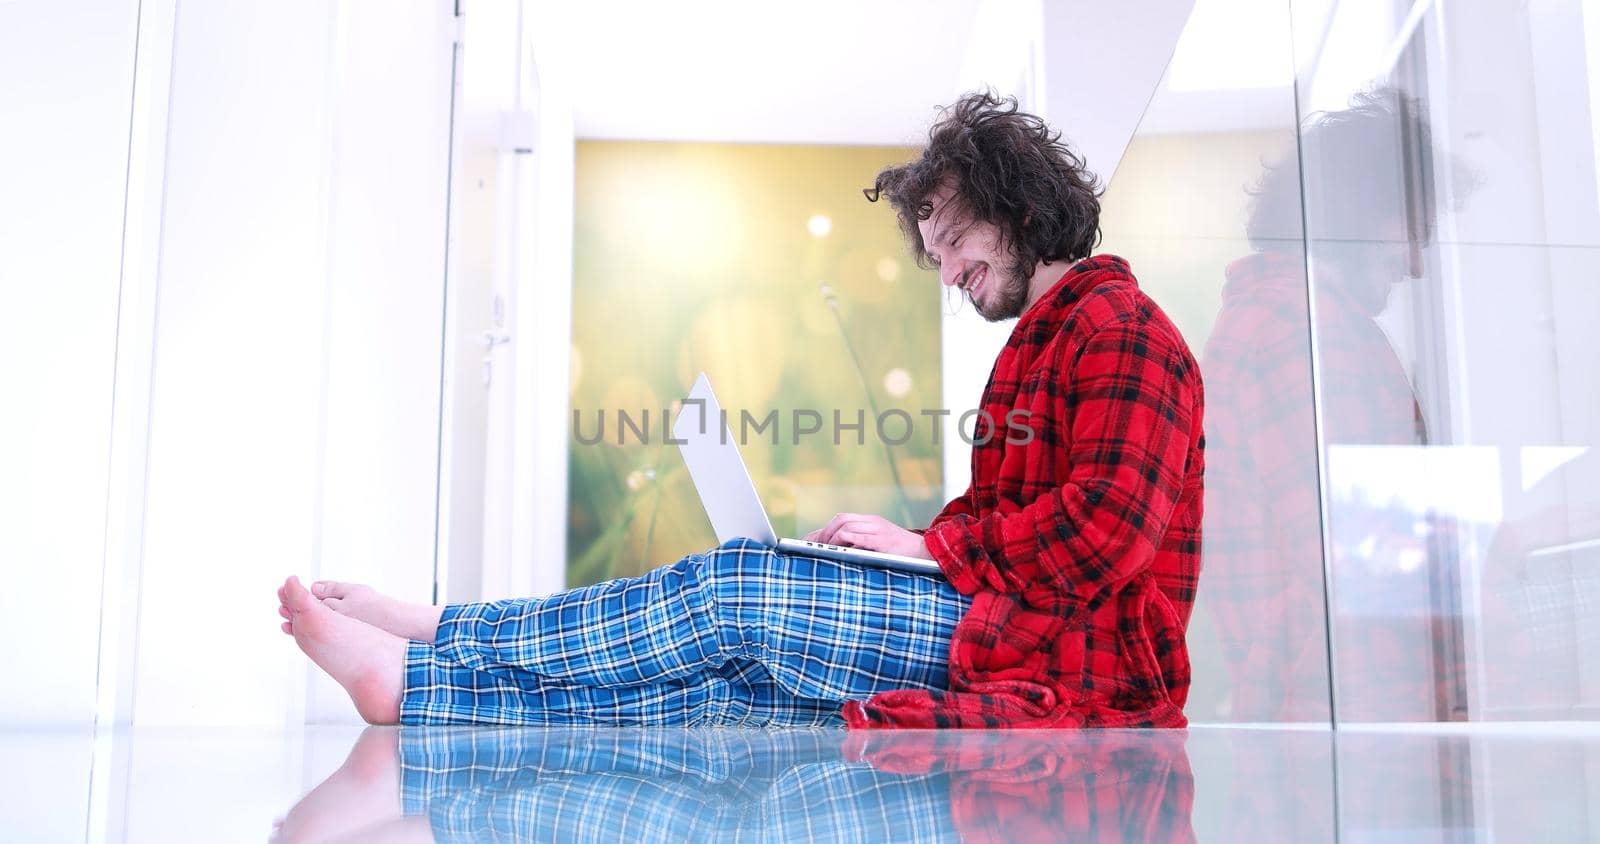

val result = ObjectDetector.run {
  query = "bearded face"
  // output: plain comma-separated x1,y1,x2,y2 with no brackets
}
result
917,182,1033,322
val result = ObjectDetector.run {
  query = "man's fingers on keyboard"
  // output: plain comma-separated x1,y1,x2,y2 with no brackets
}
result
835,529,868,549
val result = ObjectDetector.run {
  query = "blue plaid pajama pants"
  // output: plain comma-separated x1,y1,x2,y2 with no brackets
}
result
399,538,970,726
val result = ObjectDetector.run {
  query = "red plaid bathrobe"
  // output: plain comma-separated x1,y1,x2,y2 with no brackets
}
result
844,255,1206,729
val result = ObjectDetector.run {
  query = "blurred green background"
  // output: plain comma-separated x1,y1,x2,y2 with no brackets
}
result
568,141,946,585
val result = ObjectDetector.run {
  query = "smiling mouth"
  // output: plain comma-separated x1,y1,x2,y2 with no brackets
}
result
962,265,987,299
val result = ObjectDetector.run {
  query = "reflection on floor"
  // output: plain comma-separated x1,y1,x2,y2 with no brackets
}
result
4,724,1597,841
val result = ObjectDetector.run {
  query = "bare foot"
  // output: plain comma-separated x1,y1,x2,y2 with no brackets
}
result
321,816,436,843
272,728,402,843
311,581,445,643
281,576,405,725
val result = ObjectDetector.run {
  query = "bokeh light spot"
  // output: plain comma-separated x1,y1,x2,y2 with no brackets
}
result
883,367,913,398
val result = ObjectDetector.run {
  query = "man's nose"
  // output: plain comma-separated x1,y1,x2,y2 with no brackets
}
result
940,263,960,287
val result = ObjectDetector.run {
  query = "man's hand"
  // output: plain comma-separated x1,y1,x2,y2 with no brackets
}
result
804,513,933,559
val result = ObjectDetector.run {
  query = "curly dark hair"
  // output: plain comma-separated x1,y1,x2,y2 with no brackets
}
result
1246,88,1450,251
865,91,1102,279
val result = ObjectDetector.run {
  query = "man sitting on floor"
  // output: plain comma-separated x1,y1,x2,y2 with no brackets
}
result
278,91,1206,729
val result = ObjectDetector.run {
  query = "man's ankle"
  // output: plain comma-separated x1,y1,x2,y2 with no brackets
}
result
411,605,445,642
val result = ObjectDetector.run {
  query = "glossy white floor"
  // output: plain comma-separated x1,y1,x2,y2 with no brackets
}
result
4,723,1597,841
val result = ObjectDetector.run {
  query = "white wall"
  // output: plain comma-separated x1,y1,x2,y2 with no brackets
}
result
559,0,978,145
0,0,140,728
509,1,577,599
130,0,337,727
1040,0,1198,183
304,0,457,722
437,0,515,605
130,0,455,726
451,0,577,602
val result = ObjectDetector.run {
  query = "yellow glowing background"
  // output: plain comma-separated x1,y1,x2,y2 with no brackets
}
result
568,141,945,585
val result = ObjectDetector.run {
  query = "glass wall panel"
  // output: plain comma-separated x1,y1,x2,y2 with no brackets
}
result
1293,0,1600,720
1100,0,1333,722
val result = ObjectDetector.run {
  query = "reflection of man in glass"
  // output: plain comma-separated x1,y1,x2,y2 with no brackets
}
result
273,726,1196,842
276,92,1205,729
1203,90,1437,720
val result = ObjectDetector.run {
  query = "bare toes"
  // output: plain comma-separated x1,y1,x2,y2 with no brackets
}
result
312,580,343,599
279,605,292,621
284,576,319,613
281,621,293,635
323,597,345,613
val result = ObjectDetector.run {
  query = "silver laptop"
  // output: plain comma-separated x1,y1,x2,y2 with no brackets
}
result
672,373,944,577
